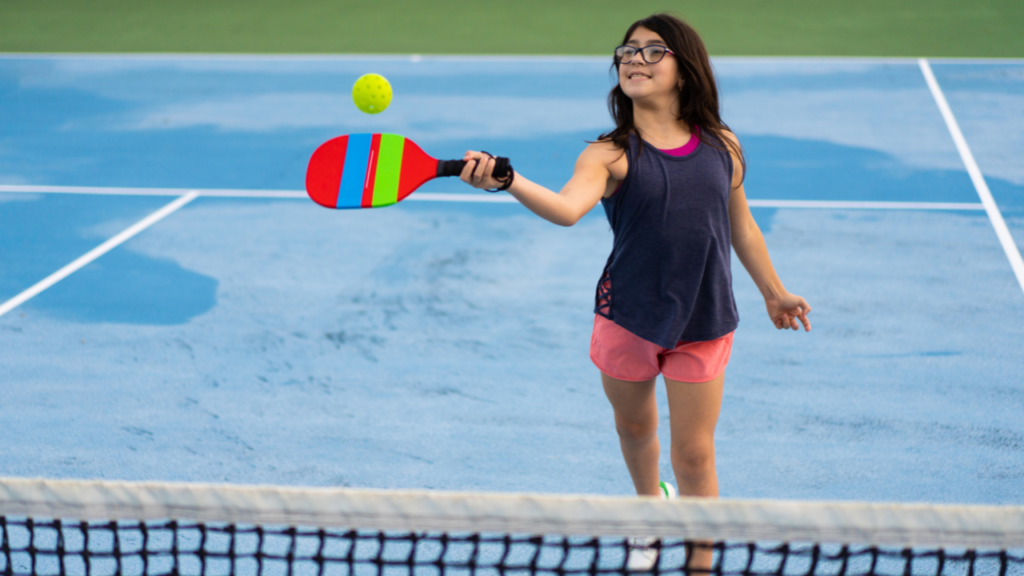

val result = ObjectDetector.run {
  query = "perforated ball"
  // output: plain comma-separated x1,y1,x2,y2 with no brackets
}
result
352,73,392,114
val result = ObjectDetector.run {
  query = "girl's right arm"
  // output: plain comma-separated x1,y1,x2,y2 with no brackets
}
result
459,142,621,227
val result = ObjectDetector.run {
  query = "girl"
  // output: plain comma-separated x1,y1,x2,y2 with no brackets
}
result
460,13,811,572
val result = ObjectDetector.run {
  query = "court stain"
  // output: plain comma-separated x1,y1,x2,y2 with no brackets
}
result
742,135,985,204
26,236,219,326
0,193,219,325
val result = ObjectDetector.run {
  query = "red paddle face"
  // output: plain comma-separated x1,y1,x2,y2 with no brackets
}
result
306,133,439,209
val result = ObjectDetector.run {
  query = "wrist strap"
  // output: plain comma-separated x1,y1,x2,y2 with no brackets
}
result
480,151,514,193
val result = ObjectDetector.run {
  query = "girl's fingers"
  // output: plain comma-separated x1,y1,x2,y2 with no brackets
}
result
797,309,812,332
460,151,482,183
474,156,495,185
795,299,811,331
459,159,476,183
472,156,486,181
458,151,499,188
770,296,812,331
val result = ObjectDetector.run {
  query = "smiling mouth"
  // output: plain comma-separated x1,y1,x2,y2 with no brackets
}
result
628,72,651,80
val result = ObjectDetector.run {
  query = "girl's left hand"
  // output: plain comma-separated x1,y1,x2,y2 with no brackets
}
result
766,293,811,331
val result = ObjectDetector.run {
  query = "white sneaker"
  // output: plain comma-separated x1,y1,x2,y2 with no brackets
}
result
627,536,660,571
626,481,676,571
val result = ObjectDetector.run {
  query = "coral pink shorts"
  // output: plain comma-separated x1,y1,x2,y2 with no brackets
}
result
590,314,734,383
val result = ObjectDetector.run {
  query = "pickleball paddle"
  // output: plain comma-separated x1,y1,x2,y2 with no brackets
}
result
305,133,512,209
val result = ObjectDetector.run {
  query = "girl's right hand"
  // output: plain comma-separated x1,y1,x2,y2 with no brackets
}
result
459,150,505,190
457,140,614,227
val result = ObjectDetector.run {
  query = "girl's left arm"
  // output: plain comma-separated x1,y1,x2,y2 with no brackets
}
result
725,133,812,332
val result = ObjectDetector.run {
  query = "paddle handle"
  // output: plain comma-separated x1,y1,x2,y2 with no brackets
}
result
437,157,512,179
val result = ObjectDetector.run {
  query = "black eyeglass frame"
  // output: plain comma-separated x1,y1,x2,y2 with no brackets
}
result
614,45,676,65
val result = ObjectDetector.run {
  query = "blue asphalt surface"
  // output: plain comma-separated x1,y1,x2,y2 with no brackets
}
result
0,56,1022,504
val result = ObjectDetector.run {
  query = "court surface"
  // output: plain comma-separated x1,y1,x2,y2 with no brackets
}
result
1,55,1022,505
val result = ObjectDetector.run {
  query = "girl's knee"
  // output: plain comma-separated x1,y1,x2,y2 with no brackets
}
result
614,418,657,443
670,442,715,474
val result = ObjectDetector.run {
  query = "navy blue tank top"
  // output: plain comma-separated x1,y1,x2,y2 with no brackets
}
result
595,132,739,347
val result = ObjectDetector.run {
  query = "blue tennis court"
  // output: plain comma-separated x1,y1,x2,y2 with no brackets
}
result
1,55,1022,505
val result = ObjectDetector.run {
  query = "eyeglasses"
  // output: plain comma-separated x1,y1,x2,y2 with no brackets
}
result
614,45,675,65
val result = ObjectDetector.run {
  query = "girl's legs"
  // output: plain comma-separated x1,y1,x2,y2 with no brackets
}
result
665,371,726,573
664,372,723,497
601,373,662,497
602,370,725,571
601,370,725,498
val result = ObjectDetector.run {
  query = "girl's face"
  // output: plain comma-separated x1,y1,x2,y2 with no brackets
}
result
617,27,681,103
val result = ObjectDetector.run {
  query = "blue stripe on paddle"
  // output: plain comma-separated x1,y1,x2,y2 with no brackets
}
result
337,133,372,209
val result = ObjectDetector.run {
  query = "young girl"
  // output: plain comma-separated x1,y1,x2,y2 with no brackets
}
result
460,13,811,571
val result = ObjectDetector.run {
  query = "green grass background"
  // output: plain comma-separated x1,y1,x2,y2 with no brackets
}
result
2,0,1022,56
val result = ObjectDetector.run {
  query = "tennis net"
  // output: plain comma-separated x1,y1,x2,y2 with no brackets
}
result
1,477,1022,576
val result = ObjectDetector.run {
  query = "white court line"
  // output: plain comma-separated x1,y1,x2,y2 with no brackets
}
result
0,53,611,63
745,200,983,210
0,184,305,198
0,185,518,203
920,59,1024,296
0,185,988,210
410,193,515,203
0,192,199,319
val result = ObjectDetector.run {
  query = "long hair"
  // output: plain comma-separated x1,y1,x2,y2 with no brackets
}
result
598,13,745,183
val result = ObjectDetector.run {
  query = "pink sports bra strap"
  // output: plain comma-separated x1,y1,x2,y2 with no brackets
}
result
661,125,701,157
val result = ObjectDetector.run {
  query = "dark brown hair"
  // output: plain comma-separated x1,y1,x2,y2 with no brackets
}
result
599,13,745,183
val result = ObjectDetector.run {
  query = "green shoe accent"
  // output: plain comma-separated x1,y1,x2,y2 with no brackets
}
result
659,481,677,499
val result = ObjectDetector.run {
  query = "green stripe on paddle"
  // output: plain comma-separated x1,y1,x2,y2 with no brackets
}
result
372,134,405,206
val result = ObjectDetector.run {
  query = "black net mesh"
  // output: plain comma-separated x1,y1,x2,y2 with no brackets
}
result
2,516,1022,576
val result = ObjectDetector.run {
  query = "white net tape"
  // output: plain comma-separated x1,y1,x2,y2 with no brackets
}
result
2,477,1022,548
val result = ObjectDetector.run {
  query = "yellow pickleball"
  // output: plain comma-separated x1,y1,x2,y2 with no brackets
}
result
352,73,392,114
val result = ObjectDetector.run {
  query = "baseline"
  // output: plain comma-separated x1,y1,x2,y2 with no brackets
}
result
919,59,1024,296
0,192,199,319
2,53,1022,65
